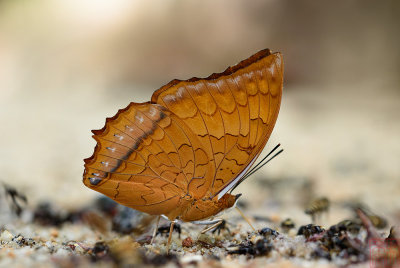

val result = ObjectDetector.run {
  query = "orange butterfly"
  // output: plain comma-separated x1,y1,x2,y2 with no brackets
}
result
83,49,283,250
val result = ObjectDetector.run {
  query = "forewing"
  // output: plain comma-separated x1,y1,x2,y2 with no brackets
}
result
83,103,212,215
151,49,283,198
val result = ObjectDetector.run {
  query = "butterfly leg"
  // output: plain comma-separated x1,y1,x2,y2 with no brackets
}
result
200,219,223,234
211,220,230,235
198,217,214,233
150,215,161,244
235,207,256,231
166,221,175,254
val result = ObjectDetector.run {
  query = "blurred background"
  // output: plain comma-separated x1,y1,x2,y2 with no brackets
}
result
0,0,399,224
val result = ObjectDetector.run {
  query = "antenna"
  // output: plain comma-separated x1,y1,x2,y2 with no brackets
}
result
244,144,281,177
229,144,284,193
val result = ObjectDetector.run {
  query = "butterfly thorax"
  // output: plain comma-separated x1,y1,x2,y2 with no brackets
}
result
177,193,237,222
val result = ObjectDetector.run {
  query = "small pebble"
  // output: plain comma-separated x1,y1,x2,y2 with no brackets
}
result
1,230,14,242
182,237,193,247
50,229,59,238
74,244,86,254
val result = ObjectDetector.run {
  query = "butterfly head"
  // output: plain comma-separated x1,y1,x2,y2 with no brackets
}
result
234,193,242,205
217,193,240,210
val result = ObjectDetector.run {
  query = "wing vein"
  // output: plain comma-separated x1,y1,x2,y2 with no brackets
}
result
157,98,197,189
133,194,179,207
201,81,227,190
119,115,183,174
179,86,217,181
133,110,191,185
253,69,261,143
99,135,180,189
105,126,173,171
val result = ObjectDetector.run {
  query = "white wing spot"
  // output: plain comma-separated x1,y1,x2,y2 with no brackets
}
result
176,87,185,98
135,115,144,124
89,177,102,185
101,161,109,167
106,147,116,152
193,83,203,93
114,133,124,140
163,94,176,103
125,125,133,131
149,107,157,117
268,65,275,76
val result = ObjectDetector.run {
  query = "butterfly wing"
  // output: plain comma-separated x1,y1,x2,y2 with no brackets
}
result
83,103,213,217
151,49,283,198
83,49,283,218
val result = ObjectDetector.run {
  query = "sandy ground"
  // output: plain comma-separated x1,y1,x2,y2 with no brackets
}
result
0,79,399,267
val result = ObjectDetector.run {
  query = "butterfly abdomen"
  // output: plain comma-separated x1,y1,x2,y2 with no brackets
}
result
180,193,237,222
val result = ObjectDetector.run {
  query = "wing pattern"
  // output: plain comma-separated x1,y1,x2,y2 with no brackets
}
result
83,103,212,217
151,49,283,197
83,49,283,218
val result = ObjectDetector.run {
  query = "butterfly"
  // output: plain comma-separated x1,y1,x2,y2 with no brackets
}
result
83,48,283,250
